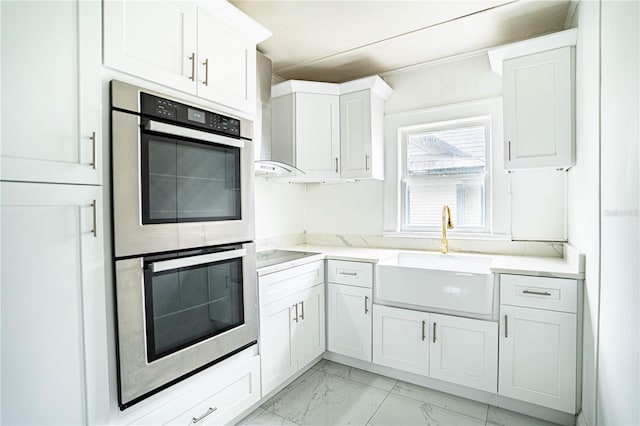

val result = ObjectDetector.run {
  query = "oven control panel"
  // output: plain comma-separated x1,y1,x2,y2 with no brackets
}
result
140,93,241,138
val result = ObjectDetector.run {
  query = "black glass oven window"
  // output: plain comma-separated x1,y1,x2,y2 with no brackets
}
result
144,257,244,362
142,133,241,224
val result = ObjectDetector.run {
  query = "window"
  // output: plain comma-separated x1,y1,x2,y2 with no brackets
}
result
400,117,491,232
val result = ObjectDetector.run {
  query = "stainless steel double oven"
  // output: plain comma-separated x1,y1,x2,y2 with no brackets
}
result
110,80,257,409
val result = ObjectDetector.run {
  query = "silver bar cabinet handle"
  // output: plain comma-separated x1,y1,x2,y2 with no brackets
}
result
421,320,426,341
339,271,357,277
90,131,96,170
433,322,437,343
202,58,209,86
365,154,369,170
335,157,339,172
91,200,97,238
508,141,512,162
364,296,369,314
523,290,552,296
504,315,508,338
293,304,299,323
192,407,217,424
189,53,195,81
299,301,304,320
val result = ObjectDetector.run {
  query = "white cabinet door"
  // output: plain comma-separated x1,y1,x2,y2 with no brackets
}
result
327,284,372,361
499,305,577,413
1,0,102,185
372,305,429,376
259,294,298,396
340,89,385,180
1,182,107,425
295,93,341,180
104,0,197,93
430,313,498,393
296,285,326,368
503,46,574,169
197,6,256,114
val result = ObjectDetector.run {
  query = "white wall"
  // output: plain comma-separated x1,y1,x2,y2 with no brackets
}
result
254,178,306,244
597,1,639,425
567,2,600,425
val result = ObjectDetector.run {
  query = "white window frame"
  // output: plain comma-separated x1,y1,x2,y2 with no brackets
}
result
400,116,492,233
384,98,508,238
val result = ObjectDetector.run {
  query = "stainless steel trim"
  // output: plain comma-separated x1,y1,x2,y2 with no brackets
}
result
523,290,552,296
421,320,426,341
293,304,299,323
433,322,437,343
202,58,209,86
91,200,97,238
192,407,217,424
505,315,508,338
146,120,245,149
300,301,304,320
189,53,195,81
364,296,369,314
150,248,247,273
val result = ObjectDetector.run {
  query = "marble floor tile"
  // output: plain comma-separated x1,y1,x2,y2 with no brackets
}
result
235,407,300,426
390,381,489,421
486,406,561,426
368,394,486,426
313,360,398,391
261,369,389,425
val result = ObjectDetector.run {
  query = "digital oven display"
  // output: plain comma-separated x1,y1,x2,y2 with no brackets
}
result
187,107,206,124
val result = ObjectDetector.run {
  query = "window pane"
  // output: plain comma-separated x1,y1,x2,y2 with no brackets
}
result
407,125,486,176
406,178,484,228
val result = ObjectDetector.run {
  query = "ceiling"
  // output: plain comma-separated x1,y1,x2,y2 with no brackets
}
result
230,0,575,83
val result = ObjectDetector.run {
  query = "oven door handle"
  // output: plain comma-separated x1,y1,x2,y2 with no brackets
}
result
150,248,247,273
145,120,245,149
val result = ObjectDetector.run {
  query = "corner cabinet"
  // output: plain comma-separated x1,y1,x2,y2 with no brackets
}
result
103,0,270,114
271,76,392,182
258,261,325,396
1,0,102,185
503,46,575,170
498,274,581,413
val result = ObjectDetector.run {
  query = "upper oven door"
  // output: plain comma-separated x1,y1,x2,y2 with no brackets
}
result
112,110,255,258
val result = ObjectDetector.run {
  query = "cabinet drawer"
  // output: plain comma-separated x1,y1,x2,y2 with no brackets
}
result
130,355,260,425
259,260,324,306
327,260,373,288
500,274,577,313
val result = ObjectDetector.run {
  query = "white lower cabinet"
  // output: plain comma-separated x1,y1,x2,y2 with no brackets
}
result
498,305,577,412
372,305,498,393
0,182,108,424
327,283,372,361
128,354,260,425
372,304,429,376
259,261,325,396
430,313,498,393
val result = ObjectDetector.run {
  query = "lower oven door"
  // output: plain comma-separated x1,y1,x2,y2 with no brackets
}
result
114,242,257,409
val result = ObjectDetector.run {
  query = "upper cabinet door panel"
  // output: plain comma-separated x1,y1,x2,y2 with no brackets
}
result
1,0,102,184
104,0,197,93
503,46,574,169
340,90,371,179
295,93,340,179
197,7,256,114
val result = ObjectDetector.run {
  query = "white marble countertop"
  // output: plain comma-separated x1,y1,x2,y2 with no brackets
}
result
278,244,585,280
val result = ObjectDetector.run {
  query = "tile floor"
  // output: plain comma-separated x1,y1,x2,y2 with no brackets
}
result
236,360,561,426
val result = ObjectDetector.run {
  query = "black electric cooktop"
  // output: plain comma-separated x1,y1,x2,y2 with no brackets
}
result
256,249,321,269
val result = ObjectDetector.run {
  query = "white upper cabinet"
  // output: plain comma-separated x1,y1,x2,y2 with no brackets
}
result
1,0,102,185
503,46,575,170
104,0,270,114
340,78,392,180
271,76,392,182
